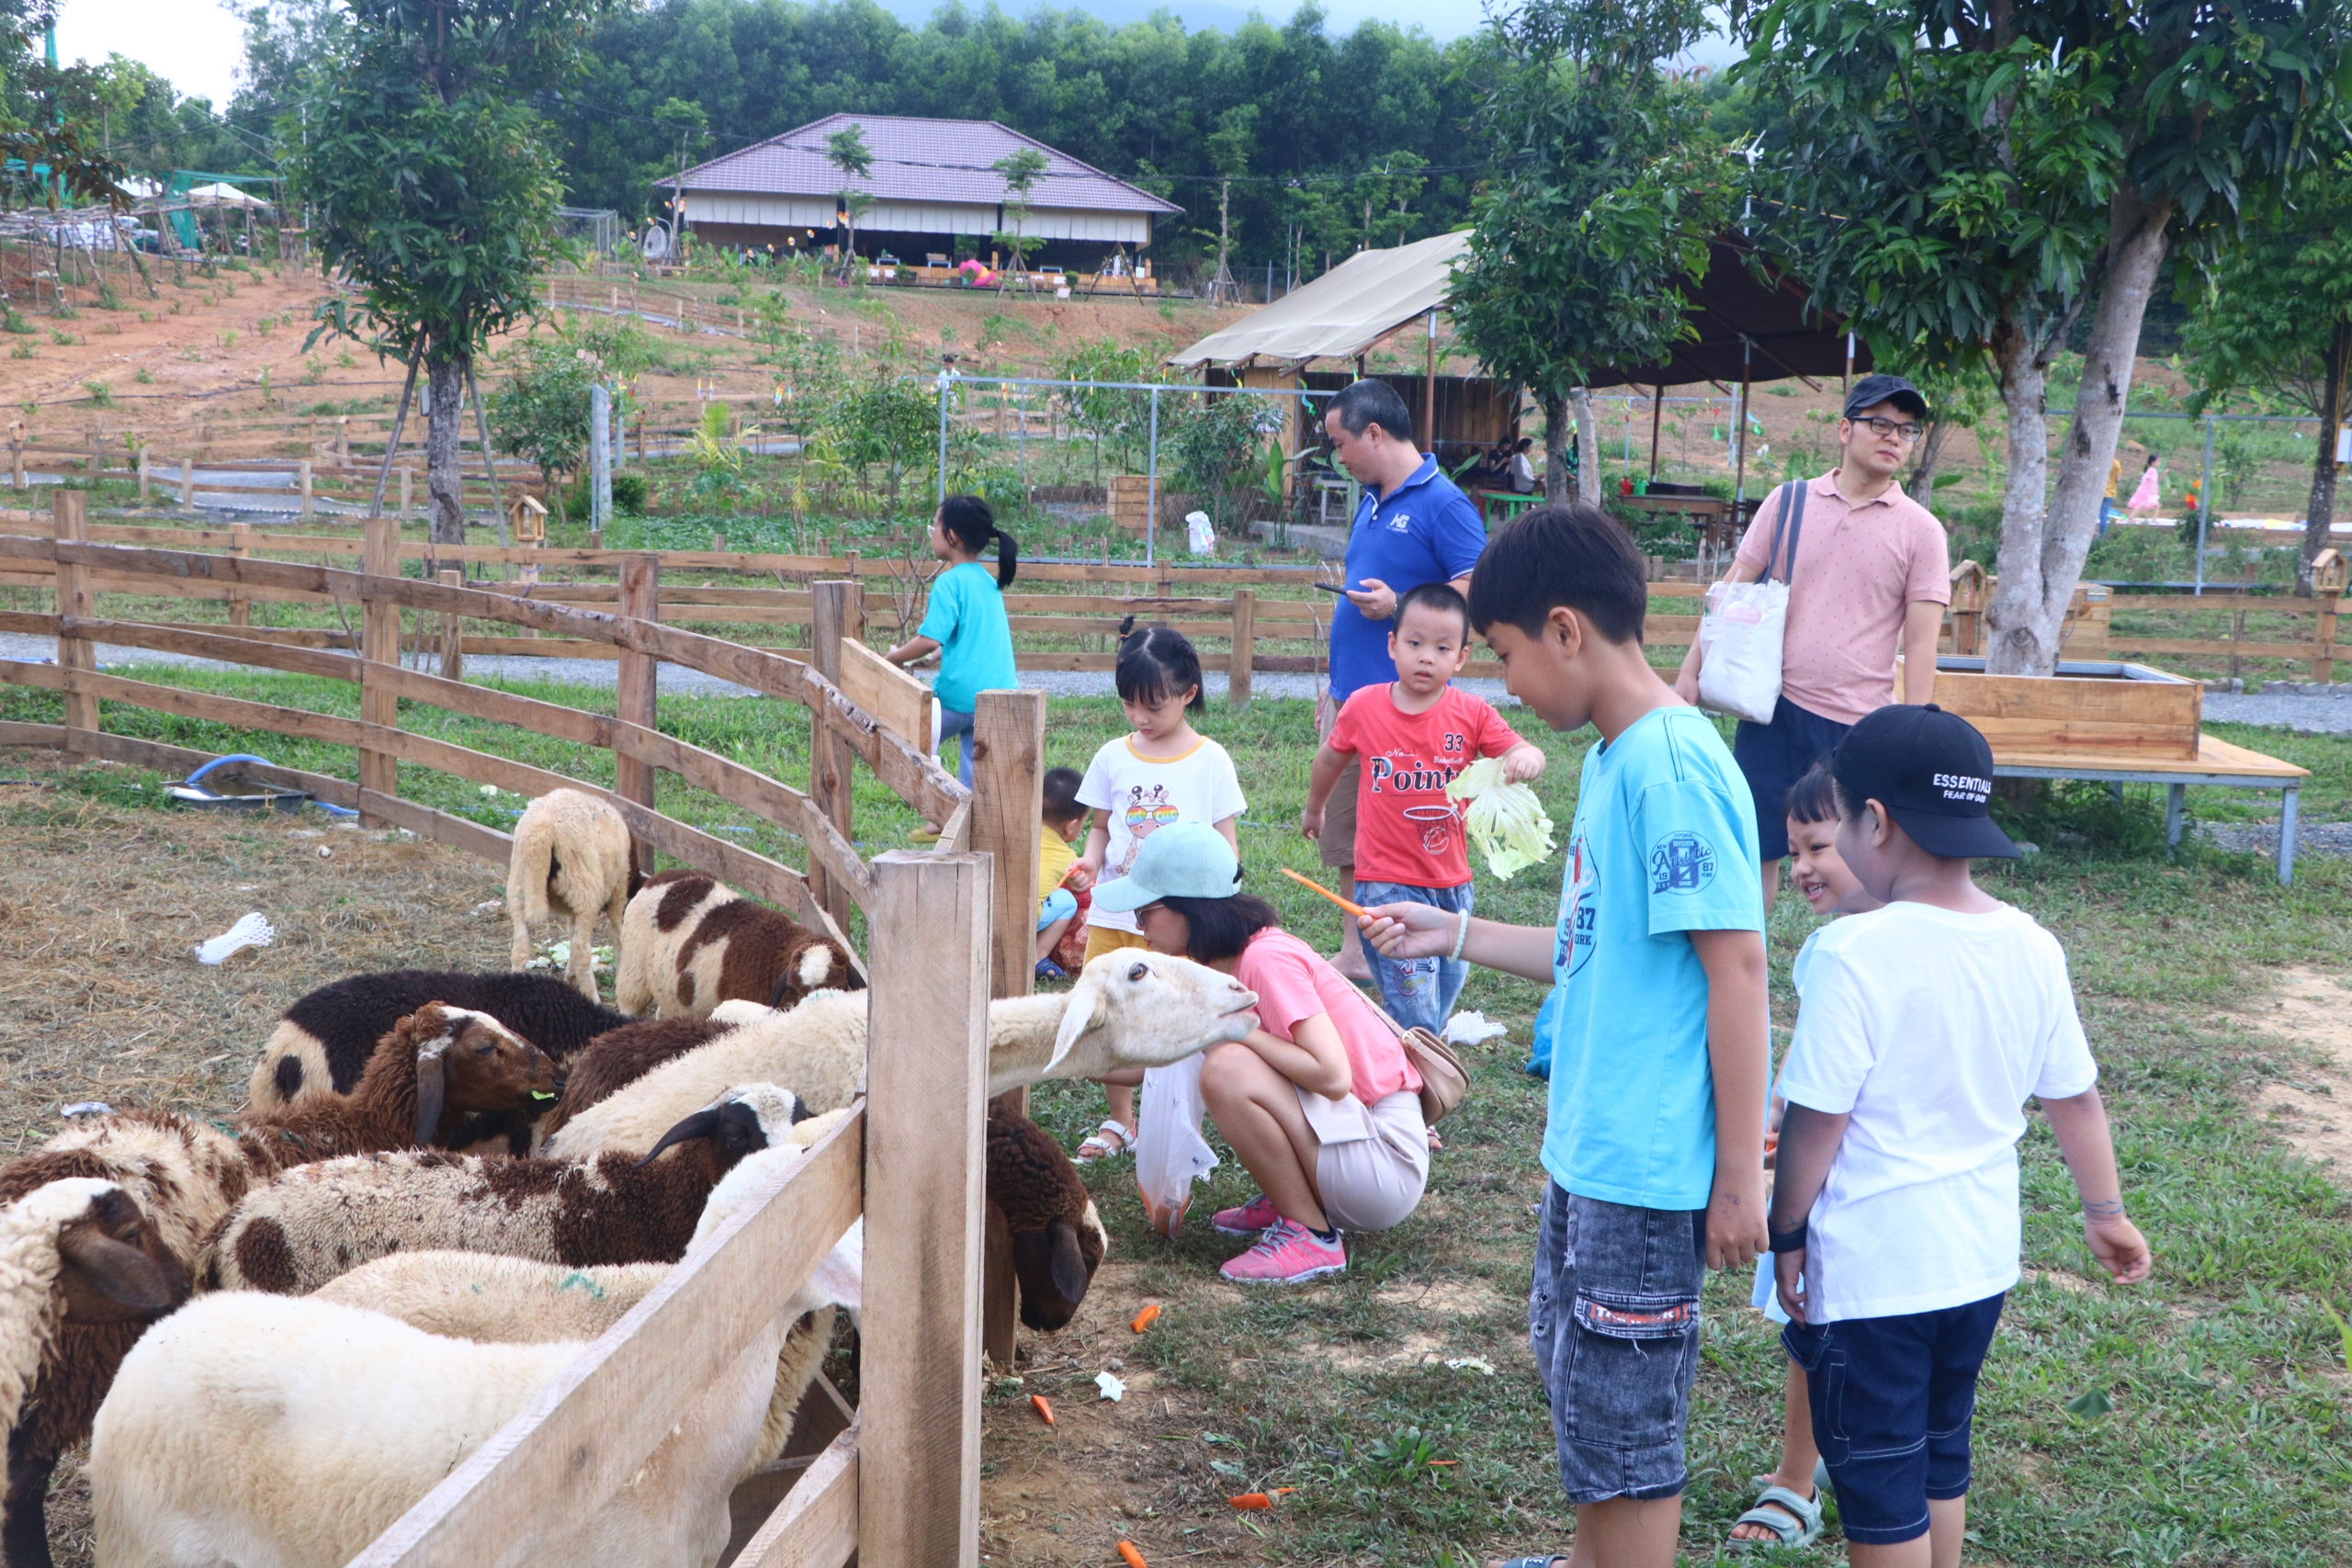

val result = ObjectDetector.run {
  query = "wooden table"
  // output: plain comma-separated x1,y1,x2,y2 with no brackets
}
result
1990,734,2310,884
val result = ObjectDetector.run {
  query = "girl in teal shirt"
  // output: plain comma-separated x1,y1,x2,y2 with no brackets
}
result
885,494,1019,785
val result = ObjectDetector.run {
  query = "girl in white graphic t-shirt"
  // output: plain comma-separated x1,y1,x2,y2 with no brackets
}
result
1068,621,1246,1163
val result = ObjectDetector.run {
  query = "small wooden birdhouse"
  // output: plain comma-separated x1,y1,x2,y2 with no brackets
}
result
2312,547,2346,596
508,493,548,545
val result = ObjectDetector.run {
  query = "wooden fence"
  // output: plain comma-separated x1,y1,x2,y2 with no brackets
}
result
0,493,1053,1568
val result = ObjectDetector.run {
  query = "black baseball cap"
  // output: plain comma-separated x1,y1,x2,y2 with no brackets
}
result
1830,704,2020,860
1844,373,1929,421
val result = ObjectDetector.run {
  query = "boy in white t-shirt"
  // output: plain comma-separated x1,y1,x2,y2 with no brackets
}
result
1770,705,2151,1568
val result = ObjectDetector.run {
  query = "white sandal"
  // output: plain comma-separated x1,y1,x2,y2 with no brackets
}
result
1073,1119,1136,1163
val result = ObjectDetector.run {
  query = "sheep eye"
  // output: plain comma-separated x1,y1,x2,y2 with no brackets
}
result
1126,962,1148,982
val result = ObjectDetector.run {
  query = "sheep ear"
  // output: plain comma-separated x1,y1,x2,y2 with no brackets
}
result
638,1106,722,1168
413,1037,449,1145
57,1227,185,1316
1046,1222,1091,1308
1046,981,1111,1076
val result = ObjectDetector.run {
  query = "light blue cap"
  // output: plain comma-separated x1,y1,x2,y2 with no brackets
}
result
1088,819,1242,912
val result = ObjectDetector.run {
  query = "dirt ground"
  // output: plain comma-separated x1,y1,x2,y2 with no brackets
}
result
2245,965,2352,1185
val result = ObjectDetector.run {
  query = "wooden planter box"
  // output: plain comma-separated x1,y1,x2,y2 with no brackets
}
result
1106,475,1202,533
1930,658,2199,760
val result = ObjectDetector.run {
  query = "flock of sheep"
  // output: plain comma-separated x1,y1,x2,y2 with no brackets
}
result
0,789,1264,1568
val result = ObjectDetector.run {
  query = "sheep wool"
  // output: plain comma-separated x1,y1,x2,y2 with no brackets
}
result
535,1014,739,1142
544,949,1261,1160
614,871,862,1020
506,788,639,1001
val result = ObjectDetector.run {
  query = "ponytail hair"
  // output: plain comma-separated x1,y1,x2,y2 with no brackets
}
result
1114,616,1205,713
938,493,1017,589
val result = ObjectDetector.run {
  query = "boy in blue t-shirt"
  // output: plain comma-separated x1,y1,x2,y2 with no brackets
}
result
1361,503,1769,1568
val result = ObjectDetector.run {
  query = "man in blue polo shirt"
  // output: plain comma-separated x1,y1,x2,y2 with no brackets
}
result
1309,378,1487,978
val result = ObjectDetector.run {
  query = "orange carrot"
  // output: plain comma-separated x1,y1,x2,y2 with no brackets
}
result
1271,1486,1297,1495
1130,1303,1161,1333
1030,1393,1055,1426
1117,1543,1148,1568
1280,866,1367,918
1426,1460,1458,1467
1228,1494,1272,1510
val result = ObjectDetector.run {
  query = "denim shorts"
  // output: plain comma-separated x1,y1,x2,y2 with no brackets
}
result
1352,879,1472,1033
1530,1182,1707,1505
935,705,977,788
1781,1292,2006,1546
1731,696,1852,860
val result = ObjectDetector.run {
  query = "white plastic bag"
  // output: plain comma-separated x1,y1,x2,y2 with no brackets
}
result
1694,577,1789,724
1134,1056,1218,1238
1184,509,1216,557
194,912,275,966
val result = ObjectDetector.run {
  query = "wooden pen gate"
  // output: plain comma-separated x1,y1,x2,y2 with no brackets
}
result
0,494,1052,1568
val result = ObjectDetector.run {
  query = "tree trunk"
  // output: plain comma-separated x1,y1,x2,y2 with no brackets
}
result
2298,319,2350,597
1568,387,1601,508
1906,420,1952,500
1542,392,1569,504
1988,186,2175,675
424,352,467,547
1984,321,2054,672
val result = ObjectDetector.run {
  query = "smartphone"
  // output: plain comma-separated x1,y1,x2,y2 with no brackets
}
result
1313,582,1350,594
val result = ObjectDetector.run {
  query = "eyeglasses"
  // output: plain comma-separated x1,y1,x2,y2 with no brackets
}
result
1852,415,1926,443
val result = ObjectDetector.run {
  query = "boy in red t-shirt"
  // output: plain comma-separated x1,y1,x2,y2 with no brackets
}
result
1303,581,1545,1030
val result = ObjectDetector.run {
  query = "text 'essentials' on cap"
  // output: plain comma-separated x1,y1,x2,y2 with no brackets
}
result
1830,704,2020,860
1843,372,1929,422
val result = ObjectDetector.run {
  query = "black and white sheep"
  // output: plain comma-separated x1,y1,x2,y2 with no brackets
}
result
0,1004,553,1568
203,1087,837,1295
988,1104,1106,1333
92,1141,862,1568
245,969,629,1150
534,1013,741,1140
506,787,640,1000
545,948,1261,1159
614,871,862,1019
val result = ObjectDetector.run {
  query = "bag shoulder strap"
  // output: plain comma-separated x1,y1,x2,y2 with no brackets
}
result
1770,479,1809,585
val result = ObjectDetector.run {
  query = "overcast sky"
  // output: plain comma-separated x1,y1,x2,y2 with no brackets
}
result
50,0,1739,122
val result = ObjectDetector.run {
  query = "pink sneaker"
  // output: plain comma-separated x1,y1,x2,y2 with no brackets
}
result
1219,1218,1346,1285
1212,1193,1279,1236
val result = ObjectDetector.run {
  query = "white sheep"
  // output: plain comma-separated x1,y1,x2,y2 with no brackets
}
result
507,788,638,1000
91,1141,860,1568
543,948,1260,1158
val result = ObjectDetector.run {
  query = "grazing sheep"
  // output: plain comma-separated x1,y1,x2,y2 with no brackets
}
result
507,788,640,1000
536,1014,740,1140
988,1104,1105,1332
93,1143,861,1568
0,1180,187,1568
247,969,629,1150
0,1004,551,1568
546,947,1261,1159
204,1089,838,1295
614,871,862,1019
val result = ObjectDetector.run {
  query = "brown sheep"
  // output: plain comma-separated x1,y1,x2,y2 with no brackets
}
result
988,1103,1106,1333
506,788,640,1000
534,1014,739,1141
615,872,862,1020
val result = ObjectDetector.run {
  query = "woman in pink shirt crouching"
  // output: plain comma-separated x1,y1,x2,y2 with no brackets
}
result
1091,819,1429,1285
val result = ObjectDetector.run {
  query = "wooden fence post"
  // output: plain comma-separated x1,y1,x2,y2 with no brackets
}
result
357,513,401,823
970,689,1044,1370
300,459,313,519
227,522,252,627
861,849,989,1568
52,491,96,753
2317,598,2338,686
808,579,865,931
179,456,193,511
438,568,465,682
400,467,413,522
12,423,28,489
1229,587,1255,708
136,446,150,504
616,554,662,876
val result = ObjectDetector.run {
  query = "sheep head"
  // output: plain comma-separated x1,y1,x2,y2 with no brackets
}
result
43,1181,187,1325
1009,1199,1106,1332
638,1084,810,1169
767,935,864,1008
1043,951,1259,1082
405,1005,562,1145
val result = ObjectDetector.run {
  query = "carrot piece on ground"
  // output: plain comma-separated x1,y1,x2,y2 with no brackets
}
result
1426,1459,1459,1466
1130,1303,1161,1333
1030,1393,1056,1426
1270,1486,1297,1494
1228,1494,1272,1510
1117,1542,1148,1568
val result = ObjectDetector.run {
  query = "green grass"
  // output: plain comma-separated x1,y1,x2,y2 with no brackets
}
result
4,671,2347,1564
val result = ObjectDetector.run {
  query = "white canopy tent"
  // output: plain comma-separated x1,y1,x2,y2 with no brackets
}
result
1167,231,1468,369
186,182,270,207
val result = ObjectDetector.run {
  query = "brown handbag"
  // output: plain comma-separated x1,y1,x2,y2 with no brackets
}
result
1366,1000,1470,1125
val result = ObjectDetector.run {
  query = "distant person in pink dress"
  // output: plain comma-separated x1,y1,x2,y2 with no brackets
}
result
2126,455,2162,519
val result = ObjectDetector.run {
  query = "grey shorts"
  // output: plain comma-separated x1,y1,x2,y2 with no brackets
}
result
1530,1182,1707,1505
1320,756,1360,871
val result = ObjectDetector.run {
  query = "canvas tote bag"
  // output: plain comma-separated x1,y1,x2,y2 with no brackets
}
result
1696,480,1808,725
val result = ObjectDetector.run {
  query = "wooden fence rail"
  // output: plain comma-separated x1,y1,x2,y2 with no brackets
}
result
1,495,1010,1568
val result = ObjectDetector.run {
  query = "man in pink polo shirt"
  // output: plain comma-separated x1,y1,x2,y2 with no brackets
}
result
1675,374,1951,908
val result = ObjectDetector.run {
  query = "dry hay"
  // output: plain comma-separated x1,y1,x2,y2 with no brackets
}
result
2245,965,2352,1184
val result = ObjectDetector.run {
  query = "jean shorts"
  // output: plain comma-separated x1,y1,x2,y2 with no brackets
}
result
1781,1292,2006,1545
1530,1182,1707,1505
1352,879,1472,1033
1731,696,1851,860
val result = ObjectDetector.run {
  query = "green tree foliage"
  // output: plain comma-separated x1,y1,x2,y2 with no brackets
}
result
824,118,873,277
990,144,1049,286
1733,0,2352,671
2181,154,2352,592
486,319,654,524
1448,0,1736,503
1163,389,1286,529
290,0,609,545
1054,339,1163,481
